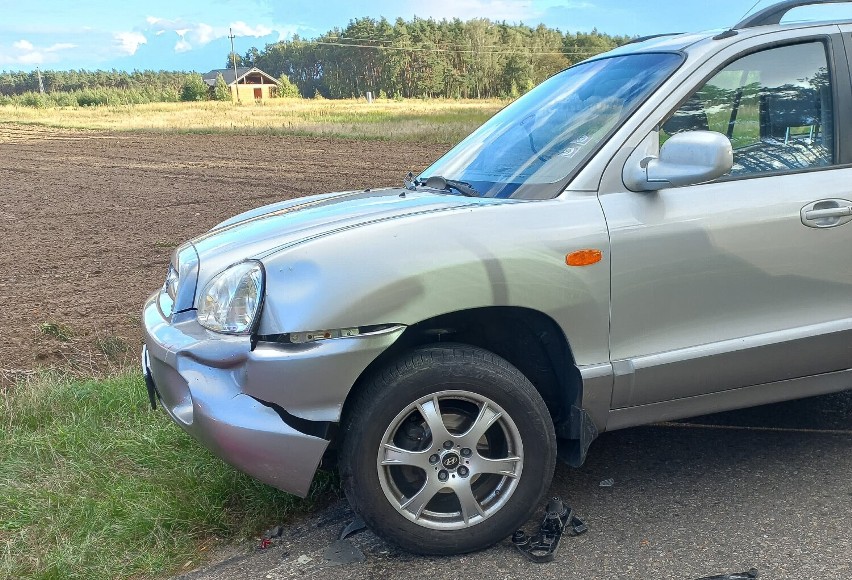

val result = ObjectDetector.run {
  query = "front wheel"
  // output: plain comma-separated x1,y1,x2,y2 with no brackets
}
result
339,344,556,555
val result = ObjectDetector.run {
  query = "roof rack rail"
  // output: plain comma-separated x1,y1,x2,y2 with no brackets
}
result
733,0,851,30
625,33,682,45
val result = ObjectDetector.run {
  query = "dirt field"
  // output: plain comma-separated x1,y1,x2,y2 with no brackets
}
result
0,124,446,382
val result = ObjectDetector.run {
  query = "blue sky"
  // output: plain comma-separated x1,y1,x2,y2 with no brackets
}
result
2,1,852,72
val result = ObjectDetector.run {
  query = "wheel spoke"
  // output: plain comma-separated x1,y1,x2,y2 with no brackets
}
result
417,396,453,443
380,443,430,469
454,481,485,525
460,402,502,445
474,455,521,478
400,477,444,519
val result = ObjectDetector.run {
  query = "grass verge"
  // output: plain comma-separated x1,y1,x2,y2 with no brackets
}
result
0,372,335,579
0,98,505,144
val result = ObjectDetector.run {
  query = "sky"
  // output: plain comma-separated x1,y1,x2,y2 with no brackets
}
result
2,1,852,72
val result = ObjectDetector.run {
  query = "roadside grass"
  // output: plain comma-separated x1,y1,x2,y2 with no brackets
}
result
1,371,335,580
0,98,505,144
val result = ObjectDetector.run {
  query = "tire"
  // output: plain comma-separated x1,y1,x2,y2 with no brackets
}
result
339,343,556,555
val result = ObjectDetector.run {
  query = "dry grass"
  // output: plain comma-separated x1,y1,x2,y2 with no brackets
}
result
0,97,506,143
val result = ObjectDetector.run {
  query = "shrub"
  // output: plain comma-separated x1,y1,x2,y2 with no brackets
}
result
213,73,232,101
277,75,301,98
180,74,208,102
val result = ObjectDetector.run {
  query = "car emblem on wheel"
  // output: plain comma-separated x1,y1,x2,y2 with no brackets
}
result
442,454,459,469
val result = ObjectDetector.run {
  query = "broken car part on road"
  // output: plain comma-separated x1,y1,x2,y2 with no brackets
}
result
511,497,587,563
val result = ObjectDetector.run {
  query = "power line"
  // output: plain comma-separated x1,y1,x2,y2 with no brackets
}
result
280,39,606,57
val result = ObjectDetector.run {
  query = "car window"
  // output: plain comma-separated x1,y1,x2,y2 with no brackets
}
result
661,41,834,178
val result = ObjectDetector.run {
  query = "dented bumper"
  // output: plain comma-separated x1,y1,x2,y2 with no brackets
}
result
141,294,404,497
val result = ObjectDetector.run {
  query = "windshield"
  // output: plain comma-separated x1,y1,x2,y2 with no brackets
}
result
419,52,683,199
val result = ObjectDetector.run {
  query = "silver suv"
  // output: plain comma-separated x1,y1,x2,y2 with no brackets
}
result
142,0,852,555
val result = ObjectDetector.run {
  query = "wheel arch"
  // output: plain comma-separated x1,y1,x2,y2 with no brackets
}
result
335,306,593,466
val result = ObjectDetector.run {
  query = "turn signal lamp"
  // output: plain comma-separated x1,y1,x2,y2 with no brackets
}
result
566,249,602,267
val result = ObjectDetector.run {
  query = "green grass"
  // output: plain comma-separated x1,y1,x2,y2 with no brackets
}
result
0,372,335,580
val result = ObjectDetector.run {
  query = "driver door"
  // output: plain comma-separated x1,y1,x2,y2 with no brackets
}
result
600,34,852,409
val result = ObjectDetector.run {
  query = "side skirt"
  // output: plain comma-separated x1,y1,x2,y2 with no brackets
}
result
606,368,852,431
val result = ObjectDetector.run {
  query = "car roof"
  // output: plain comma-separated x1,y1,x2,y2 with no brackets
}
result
599,14,852,61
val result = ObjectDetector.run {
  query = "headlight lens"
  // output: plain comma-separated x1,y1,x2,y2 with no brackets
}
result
197,261,264,334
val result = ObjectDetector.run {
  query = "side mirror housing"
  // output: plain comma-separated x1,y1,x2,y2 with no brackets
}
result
623,130,733,192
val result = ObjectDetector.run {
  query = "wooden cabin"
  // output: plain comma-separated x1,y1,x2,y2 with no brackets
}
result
202,67,280,101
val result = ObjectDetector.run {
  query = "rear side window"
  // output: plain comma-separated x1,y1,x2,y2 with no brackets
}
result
662,41,834,177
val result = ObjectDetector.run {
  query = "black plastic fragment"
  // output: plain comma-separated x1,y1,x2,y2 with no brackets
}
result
696,569,759,580
339,515,367,540
512,497,587,563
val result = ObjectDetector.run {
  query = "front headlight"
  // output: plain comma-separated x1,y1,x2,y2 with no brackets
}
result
197,261,264,334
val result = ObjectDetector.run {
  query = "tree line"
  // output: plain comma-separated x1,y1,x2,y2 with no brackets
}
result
0,70,191,96
0,17,632,106
237,17,633,99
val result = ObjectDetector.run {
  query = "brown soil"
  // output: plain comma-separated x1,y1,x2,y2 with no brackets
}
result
0,124,446,383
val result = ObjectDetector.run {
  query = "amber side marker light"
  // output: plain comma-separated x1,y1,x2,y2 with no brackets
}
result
566,249,603,267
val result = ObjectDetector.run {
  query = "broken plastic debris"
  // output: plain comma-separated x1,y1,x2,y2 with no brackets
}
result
512,496,588,563
296,555,312,565
599,478,615,487
322,540,366,566
339,515,367,540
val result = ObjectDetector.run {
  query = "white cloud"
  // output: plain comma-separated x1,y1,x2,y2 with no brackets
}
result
144,16,277,53
174,36,192,53
230,21,273,38
45,43,77,53
0,38,78,66
194,23,215,45
114,31,147,56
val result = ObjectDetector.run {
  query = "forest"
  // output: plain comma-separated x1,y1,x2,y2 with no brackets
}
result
240,17,633,99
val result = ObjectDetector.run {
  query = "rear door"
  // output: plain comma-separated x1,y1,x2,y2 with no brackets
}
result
600,29,852,408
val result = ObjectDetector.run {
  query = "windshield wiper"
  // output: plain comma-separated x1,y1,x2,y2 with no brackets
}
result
419,175,482,197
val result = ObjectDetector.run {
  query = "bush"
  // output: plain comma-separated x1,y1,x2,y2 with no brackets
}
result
18,92,48,108
180,73,208,102
277,75,301,98
50,92,78,107
213,73,232,101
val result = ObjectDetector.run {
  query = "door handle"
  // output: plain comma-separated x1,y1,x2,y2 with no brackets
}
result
805,207,852,220
801,199,852,228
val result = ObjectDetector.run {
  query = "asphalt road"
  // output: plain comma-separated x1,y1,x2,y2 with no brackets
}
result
177,391,852,580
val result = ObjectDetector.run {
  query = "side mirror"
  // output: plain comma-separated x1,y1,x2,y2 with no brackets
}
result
623,130,733,192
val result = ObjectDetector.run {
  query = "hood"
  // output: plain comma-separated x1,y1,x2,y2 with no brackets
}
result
189,187,515,272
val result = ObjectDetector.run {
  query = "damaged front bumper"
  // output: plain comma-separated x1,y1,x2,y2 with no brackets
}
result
141,294,404,497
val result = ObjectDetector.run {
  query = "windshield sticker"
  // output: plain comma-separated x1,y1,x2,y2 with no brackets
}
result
571,135,591,145
559,147,580,158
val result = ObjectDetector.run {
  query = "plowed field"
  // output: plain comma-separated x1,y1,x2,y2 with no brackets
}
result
0,125,445,382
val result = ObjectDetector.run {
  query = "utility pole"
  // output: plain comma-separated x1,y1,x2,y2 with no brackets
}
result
36,67,44,94
229,27,240,103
